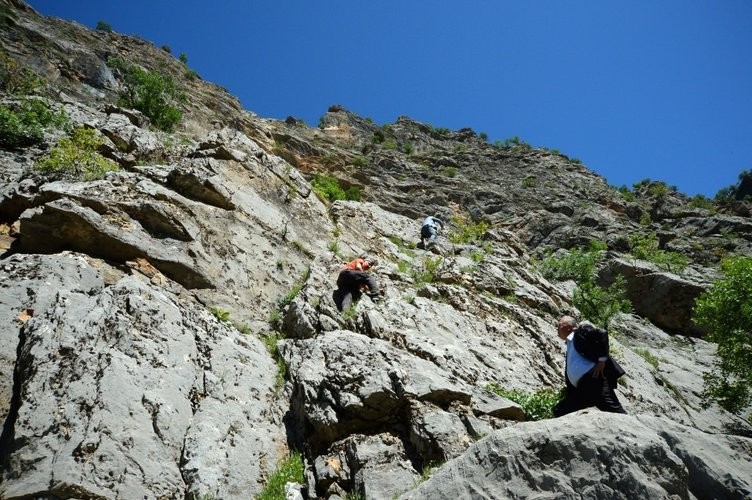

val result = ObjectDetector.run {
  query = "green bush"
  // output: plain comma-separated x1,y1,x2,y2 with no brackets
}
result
111,57,183,132
0,99,67,148
616,184,636,202
256,452,305,500
411,256,442,284
485,384,563,421
36,128,118,180
693,256,752,417
539,240,630,328
539,242,603,283
441,166,458,177
629,232,690,273
495,136,531,150
1,50,43,95
311,173,360,203
95,20,113,32
688,194,714,210
448,213,488,245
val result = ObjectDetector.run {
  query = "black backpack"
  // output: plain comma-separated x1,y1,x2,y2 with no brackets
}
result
572,323,609,362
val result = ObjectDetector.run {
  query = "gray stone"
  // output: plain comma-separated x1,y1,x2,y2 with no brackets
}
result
400,412,752,500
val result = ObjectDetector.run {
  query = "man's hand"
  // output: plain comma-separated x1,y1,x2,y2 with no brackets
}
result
592,360,606,378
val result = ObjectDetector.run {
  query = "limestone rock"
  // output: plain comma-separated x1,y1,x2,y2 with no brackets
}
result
399,412,752,500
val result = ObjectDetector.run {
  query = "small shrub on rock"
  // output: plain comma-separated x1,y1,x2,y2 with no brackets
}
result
311,173,360,203
109,56,183,132
448,213,488,245
485,384,563,421
257,452,305,500
36,127,118,180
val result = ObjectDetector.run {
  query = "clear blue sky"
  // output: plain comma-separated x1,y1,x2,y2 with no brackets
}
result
25,0,752,197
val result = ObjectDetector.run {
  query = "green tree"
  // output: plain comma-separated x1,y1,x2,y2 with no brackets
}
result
114,60,183,132
693,256,752,418
95,20,113,32
539,240,630,328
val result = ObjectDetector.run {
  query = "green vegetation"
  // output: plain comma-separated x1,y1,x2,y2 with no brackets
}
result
634,348,660,369
469,250,485,263
447,213,489,245
0,98,68,149
440,166,458,177
411,256,443,285
522,175,536,187
1,50,43,95
628,232,690,273
310,173,361,203
179,52,189,65
0,51,68,149
276,267,310,309
494,136,531,151
109,56,183,132
95,20,113,32
632,179,675,199
208,306,231,324
693,256,752,419
715,169,752,202
688,194,714,210
36,128,118,180
639,212,652,226
260,330,287,389
382,138,398,150
615,184,636,202
256,452,305,500
485,383,563,421
539,240,631,328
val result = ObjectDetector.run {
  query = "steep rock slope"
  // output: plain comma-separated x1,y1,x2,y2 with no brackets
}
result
1,2,750,499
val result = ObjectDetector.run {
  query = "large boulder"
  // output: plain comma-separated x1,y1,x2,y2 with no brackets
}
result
0,254,285,499
399,411,752,499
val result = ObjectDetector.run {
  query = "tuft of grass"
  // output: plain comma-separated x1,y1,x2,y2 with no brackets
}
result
260,331,287,389
36,127,118,180
411,256,442,285
397,260,411,274
208,306,231,324
485,383,563,421
634,348,660,369
256,452,305,500
268,310,282,330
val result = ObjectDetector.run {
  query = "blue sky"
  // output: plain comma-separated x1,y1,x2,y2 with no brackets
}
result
25,1,752,197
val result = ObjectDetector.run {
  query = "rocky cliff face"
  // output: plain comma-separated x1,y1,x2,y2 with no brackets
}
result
1,2,751,499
